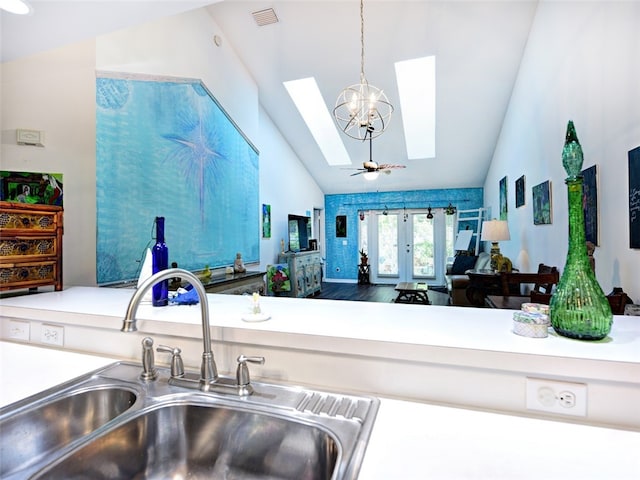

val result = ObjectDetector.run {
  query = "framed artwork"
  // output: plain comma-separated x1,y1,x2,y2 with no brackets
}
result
0,171,64,206
262,204,271,238
499,176,508,220
581,165,598,245
515,175,525,208
532,180,552,225
96,73,259,284
336,215,347,237
629,146,640,248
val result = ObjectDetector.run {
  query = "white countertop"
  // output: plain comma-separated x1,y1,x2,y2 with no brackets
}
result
2,341,639,479
2,286,638,365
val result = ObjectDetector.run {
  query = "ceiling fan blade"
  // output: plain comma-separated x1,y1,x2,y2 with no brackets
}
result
350,171,366,176
377,164,406,170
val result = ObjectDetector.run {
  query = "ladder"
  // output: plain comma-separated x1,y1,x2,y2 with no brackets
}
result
455,208,487,255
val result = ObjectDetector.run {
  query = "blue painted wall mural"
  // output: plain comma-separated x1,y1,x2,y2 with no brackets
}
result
325,188,483,281
96,73,259,284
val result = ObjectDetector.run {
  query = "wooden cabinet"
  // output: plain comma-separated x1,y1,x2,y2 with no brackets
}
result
0,202,64,292
278,251,322,298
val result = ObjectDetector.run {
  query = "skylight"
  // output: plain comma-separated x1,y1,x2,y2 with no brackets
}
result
283,77,351,166
0,0,31,15
395,56,436,159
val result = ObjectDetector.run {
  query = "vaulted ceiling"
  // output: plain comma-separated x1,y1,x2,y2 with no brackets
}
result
1,0,539,194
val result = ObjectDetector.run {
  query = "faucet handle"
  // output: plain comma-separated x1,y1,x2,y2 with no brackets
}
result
157,344,185,378
236,355,265,388
140,337,158,381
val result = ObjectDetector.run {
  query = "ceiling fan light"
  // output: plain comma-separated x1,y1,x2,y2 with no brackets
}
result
363,171,379,181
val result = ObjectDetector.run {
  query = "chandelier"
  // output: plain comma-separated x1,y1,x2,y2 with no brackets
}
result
333,0,393,141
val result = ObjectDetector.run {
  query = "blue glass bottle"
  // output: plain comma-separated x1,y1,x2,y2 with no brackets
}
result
152,216,169,307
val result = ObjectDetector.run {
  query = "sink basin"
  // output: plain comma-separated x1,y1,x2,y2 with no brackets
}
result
36,402,339,479
0,386,137,478
1,362,378,479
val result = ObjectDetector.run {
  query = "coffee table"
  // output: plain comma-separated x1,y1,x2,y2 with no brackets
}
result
394,282,430,305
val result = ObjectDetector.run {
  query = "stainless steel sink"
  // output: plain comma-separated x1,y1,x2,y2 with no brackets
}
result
0,362,378,479
36,402,338,479
0,383,137,478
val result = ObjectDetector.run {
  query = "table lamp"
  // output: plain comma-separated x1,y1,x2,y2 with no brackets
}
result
481,220,510,271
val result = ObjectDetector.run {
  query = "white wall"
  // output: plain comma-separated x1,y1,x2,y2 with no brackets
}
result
0,7,323,286
1,41,98,287
484,0,640,302
257,107,325,267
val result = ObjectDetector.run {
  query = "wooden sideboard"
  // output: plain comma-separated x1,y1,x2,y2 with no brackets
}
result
0,202,64,292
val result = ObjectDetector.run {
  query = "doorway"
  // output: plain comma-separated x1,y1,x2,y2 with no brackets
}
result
362,208,448,286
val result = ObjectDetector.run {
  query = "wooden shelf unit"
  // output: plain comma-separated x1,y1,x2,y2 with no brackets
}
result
0,201,64,292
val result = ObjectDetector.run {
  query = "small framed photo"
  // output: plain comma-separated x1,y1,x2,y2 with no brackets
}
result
499,176,508,220
336,215,347,237
262,204,271,238
532,180,552,225
515,175,525,208
581,165,598,245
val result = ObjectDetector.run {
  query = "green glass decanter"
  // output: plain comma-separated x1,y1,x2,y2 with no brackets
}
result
550,121,613,340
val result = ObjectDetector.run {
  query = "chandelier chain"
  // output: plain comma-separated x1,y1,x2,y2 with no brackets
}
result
360,0,366,84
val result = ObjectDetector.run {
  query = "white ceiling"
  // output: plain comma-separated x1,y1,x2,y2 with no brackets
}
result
1,0,539,195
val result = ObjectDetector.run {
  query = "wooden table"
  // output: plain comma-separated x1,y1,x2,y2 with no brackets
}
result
465,270,502,307
485,295,529,310
394,282,430,305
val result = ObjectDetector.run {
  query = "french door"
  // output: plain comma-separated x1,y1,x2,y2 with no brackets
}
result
366,209,447,285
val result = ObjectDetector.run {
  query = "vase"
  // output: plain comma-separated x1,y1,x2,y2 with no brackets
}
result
550,122,612,340
151,216,169,307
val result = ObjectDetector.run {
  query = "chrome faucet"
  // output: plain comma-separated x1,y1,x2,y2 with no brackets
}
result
121,268,218,388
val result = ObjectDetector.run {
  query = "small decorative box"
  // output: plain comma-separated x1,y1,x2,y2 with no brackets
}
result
521,303,550,315
513,311,550,338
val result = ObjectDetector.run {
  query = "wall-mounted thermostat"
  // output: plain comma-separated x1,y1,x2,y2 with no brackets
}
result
16,129,45,147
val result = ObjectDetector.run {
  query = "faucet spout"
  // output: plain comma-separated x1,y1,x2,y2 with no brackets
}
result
121,268,218,384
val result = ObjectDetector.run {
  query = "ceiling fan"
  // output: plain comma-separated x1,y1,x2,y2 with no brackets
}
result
345,132,406,177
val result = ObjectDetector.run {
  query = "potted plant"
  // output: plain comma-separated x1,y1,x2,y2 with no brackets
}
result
359,249,368,265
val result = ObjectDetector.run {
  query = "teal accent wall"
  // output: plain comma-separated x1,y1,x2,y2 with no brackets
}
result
325,188,483,281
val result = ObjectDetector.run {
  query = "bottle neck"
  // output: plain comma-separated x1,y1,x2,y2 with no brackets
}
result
155,217,165,244
565,178,587,256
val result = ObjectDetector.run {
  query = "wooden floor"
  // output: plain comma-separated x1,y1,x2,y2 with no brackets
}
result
312,282,450,306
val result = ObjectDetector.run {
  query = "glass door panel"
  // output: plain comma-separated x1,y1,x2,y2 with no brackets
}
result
377,213,398,277
410,213,434,278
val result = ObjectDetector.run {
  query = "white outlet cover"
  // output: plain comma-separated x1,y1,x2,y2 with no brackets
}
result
526,377,587,417
9,320,30,341
41,324,64,346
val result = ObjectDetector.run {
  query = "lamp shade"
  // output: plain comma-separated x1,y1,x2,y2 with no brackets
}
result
481,220,510,242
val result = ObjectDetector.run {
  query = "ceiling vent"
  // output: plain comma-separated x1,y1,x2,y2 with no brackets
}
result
252,8,279,27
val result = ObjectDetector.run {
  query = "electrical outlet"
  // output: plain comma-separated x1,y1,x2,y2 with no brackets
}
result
41,324,64,346
9,320,30,341
526,377,587,417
